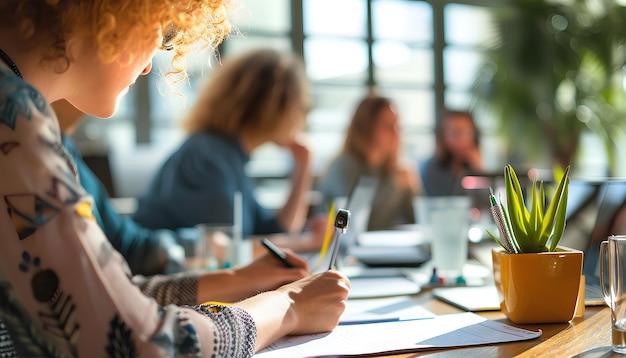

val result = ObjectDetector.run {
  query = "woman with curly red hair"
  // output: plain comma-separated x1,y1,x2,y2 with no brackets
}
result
0,1,349,356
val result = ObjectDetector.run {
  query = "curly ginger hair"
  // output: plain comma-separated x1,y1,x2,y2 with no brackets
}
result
0,0,236,79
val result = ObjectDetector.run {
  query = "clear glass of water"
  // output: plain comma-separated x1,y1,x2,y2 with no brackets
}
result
600,235,626,354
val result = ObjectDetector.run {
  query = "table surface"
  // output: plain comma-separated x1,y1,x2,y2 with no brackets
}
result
254,236,620,357
376,291,619,357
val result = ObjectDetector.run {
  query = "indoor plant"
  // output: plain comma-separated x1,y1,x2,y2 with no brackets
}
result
488,165,583,324
471,0,626,173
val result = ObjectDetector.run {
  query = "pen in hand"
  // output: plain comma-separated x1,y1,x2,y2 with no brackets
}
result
261,238,294,268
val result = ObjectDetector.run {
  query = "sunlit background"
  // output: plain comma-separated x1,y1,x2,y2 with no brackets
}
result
70,0,623,204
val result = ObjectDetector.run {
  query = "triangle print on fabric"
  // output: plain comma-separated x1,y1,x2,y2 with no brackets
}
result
0,141,19,155
4,194,60,240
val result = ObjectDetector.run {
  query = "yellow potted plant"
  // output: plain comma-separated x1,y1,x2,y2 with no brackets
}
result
488,165,582,324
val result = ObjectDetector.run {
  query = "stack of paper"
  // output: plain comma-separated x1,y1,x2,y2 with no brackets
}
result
256,312,541,357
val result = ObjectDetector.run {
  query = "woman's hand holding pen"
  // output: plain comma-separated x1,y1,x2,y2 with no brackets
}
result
242,242,350,336
276,270,351,335
236,270,350,351
196,249,308,303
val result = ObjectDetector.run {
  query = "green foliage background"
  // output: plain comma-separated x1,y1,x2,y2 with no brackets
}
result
472,0,626,173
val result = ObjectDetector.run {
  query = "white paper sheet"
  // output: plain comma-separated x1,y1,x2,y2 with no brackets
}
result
340,296,435,324
348,275,420,298
255,312,541,357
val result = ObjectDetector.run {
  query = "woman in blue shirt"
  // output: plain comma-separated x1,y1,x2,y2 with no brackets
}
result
134,49,312,237
421,110,483,196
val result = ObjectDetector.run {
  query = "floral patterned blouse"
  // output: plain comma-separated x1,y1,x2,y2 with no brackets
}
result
0,65,257,357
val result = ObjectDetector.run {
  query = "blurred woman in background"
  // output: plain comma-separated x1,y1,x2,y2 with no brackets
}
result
421,110,483,196
316,94,420,230
134,48,313,237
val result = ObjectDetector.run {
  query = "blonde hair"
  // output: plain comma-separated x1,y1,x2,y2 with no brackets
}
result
0,0,235,79
343,95,398,175
184,48,310,138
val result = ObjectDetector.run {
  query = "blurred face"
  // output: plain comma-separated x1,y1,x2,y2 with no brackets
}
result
442,114,476,158
371,104,400,158
271,103,308,146
65,32,158,118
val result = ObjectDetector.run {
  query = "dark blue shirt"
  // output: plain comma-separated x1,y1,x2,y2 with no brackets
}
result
420,156,466,196
62,135,182,275
133,131,284,236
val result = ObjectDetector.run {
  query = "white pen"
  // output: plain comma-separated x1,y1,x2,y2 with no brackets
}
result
489,188,517,254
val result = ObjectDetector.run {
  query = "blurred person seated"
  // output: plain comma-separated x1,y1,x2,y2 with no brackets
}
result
133,48,313,237
316,94,421,231
53,100,184,275
421,110,483,196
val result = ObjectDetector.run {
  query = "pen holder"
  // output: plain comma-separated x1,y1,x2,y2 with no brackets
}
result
492,247,583,324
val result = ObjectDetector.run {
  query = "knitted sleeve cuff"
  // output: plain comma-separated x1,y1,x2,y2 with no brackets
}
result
191,303,257,357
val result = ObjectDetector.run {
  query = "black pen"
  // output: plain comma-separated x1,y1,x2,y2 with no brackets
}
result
261,238,294,268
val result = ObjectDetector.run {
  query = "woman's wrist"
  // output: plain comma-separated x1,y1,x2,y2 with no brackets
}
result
274,286,298,333
234,289,297,350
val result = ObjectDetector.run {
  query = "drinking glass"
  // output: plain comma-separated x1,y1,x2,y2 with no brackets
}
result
415,196,471,278
600,235,626,354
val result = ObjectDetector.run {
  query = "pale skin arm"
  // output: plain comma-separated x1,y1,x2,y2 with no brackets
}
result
276,136,313,233
235,270,351,351
197,249,309,303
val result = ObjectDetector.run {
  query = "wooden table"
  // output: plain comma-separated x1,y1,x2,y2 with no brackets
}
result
260,236,618,356
378,290,618,357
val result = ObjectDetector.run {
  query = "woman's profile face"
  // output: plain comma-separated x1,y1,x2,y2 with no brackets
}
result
65,31,159,118
372,104,400,158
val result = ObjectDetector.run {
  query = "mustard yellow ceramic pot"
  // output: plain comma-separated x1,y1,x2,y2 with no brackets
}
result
492,247,583,324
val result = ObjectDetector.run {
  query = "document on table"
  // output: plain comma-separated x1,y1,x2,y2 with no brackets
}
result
340,296,434,324
255,312,542,357
348,274,420,299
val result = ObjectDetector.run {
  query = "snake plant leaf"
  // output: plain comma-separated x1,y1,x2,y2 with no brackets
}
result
553,164,565,184
504,167,530,251
537,181,551,246
539,181,545,216
486,229,506,250
507,165,530,227
549,177,570,251
538,166,570,249
529,177,541,243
